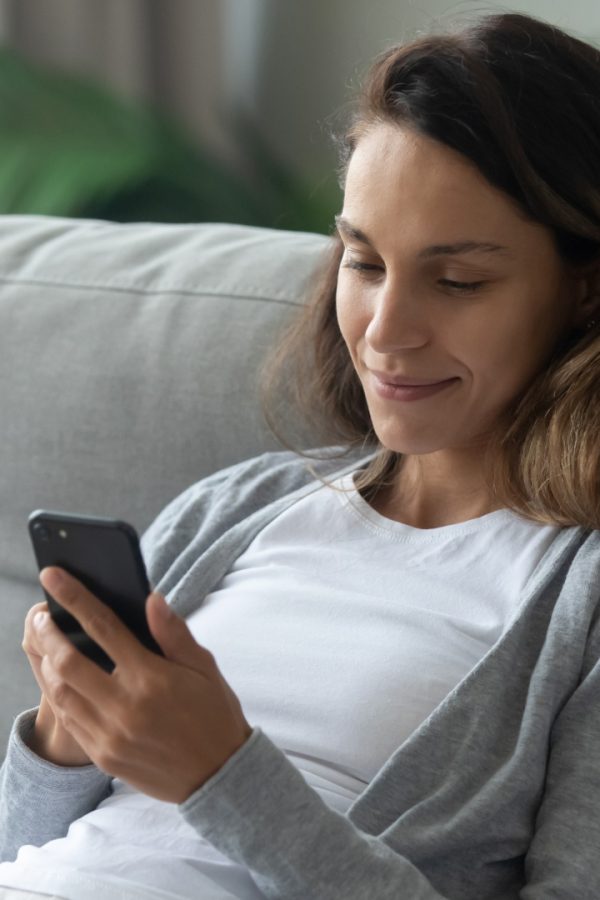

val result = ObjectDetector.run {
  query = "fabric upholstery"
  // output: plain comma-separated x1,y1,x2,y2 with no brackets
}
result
0,215,330,748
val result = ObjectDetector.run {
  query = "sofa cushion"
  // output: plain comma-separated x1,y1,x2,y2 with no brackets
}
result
0,215,331,748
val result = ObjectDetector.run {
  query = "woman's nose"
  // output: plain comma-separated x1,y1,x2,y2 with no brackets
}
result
365,284,430,352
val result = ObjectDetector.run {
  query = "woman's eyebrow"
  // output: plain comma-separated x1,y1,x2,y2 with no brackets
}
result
334,215,375,247
334,214,514,258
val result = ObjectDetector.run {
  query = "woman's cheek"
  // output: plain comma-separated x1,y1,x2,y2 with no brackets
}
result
335,285,358,348
336,280,371,352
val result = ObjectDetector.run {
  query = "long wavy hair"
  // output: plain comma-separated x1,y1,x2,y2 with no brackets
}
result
259,12,600,529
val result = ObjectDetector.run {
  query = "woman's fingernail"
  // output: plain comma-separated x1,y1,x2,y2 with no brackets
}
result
33,611,47,630
41,567,63,591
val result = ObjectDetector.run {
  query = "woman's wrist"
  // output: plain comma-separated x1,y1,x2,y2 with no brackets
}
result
27,698,92,767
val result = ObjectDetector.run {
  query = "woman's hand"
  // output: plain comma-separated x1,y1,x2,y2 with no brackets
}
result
31,567,253,803
22,600,93,766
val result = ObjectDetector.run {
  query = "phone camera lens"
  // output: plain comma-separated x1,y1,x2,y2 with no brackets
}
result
33,523,50,541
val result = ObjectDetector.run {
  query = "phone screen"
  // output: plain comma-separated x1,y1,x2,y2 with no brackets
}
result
28,510,163,672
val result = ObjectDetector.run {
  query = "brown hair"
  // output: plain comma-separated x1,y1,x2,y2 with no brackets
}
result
259,12,600,529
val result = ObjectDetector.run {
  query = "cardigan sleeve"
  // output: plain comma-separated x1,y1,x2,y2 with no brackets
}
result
178,725,450,900
176,613,600,900
179,621,600,900
0,708,113,862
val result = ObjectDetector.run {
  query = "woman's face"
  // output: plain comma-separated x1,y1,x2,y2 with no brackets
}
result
335,122,585,456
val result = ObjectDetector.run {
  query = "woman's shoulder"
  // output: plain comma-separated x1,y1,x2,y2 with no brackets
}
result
153,444,365,519
140,444,372,585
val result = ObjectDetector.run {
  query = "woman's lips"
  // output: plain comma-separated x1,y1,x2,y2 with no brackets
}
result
370,372,460,402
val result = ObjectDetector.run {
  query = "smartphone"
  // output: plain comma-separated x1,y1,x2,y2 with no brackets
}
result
28,510,164,673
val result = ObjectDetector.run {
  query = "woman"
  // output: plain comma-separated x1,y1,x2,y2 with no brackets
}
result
1,10,600,900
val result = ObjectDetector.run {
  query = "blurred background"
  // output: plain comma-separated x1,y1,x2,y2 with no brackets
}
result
0,0,598,235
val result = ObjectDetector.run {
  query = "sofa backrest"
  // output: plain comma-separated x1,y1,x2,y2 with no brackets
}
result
0,214,336,746
0,215,332,583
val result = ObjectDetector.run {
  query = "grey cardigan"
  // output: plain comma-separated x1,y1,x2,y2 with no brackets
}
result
1,446,600,900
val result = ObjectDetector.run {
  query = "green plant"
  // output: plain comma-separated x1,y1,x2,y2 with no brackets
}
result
0,45,340,233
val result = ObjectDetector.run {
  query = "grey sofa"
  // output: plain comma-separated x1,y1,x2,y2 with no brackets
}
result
0,214,331,753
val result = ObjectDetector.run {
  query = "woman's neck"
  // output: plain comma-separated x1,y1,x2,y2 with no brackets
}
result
366,451,502,529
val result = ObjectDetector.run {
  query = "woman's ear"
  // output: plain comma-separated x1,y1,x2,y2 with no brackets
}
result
569,262,600,330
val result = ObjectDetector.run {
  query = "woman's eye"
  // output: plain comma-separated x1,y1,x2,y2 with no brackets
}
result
439,279,486,293
342,264,486,293
341,261,382,274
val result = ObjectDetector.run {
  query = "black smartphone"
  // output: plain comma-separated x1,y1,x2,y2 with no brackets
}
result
28,510,164,673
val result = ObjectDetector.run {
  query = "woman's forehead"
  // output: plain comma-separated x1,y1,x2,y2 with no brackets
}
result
345,124,496,204
342,124,550,255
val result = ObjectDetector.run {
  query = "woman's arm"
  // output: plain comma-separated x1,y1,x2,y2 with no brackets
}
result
0,707,112,862
179,684,600,900
180,725,450,900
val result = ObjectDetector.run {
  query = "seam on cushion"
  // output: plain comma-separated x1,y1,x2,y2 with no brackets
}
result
0,275,304,306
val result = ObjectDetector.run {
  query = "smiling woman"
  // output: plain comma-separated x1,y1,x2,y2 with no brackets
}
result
331,121,593,527
260,12,600,531
3,11,600,900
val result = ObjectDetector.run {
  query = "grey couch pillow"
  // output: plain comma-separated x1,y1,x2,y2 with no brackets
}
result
0,215,331,578
0,215,332,744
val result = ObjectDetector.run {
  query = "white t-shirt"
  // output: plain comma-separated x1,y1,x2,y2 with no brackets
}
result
0,471,562,900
